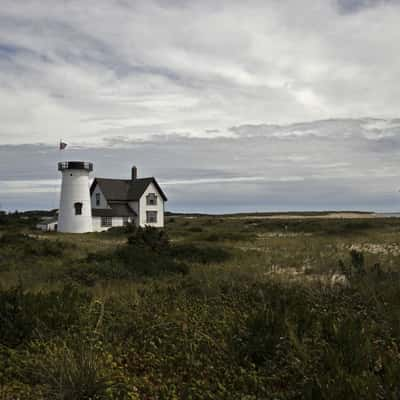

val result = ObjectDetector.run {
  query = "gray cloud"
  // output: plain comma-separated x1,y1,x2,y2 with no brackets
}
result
1,2,400,212
335,0,398,14
1,0,400,146
1,119,400,212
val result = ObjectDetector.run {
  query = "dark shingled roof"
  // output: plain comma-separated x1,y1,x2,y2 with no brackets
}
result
90,177,167,202
92,203,137,217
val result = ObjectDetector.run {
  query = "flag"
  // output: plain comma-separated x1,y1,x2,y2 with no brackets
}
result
59,141,67,150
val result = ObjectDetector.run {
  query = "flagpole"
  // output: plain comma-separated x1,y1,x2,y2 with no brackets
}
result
56,139,67,212
54,139,61,213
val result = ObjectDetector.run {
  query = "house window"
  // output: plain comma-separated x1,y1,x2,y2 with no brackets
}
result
146,193,157,205
122,217,129,226
95,193,100,206
101,216,112,227
146,211,157,223
74,202,82,215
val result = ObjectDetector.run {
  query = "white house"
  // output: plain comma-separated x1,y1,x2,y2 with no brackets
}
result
90,166,167,231
41,162,167,233
36,218,58,232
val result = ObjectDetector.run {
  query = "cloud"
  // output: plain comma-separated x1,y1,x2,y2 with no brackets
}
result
0,179,59,193
1,2,400,212
161,176,304,186
1,118,400,212
335,0,396,14
0,0,400,146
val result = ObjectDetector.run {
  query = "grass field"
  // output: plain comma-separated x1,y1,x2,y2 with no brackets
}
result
1,214,400,399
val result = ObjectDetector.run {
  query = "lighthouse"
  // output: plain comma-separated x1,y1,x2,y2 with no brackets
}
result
57,161,93,233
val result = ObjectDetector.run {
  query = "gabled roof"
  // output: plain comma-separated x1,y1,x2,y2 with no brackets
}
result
92,203,137,217
90,177,167,202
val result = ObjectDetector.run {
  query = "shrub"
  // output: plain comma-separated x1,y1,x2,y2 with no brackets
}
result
202,231,254,242
79,228,189,282
104,222,138,236
203,233,219,242
338,250,366,279
350,249,365,275
127,226,170,253
0,285,90,347
170,243,231,264
24,338,137,400
238,306,289,366
251,218,384,235
4,216,400,398
103,226,126,236
114,246,189,277
66,263,110,286
0,233,68,258
188,226,203,233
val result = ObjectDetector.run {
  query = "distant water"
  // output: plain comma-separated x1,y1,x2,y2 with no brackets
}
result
377,213,400,218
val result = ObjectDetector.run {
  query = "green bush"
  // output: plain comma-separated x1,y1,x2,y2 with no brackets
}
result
0,233,68,258
188,226,203,233
127,226,170,253
114,246,189,277
76,228,189,282
238,306,288,366
0,285,90,347
350,249,365,275
170,243,231,264
23,337,137,400
202,231,254,242
250,218,397,235
103,222,138,236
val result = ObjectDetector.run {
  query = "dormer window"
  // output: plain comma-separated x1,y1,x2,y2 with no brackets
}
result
74,202,83,215
146,193,157,205
95,193,100,206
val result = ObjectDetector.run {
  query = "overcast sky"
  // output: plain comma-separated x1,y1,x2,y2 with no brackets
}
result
1,0,400,212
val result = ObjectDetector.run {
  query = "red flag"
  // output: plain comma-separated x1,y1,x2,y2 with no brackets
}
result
59,141,67,150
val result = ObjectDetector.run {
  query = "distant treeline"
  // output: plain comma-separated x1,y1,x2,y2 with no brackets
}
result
0,209,57,228
0,209,57,216
166,210,374,217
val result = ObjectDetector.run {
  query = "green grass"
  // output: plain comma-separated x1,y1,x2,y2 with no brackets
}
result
1,215,400,398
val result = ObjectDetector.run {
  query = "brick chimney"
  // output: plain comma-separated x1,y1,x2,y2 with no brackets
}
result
131,166,137,180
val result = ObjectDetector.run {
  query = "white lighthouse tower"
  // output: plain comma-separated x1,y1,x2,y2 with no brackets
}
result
57,161,93,233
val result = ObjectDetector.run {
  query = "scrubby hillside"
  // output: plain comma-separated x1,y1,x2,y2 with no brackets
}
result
0,216,400,399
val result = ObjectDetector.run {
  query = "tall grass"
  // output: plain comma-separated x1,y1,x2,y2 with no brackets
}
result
1,217,400,398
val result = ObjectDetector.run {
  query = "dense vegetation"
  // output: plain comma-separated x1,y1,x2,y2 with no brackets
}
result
1,215,400,399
